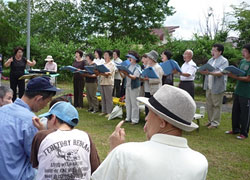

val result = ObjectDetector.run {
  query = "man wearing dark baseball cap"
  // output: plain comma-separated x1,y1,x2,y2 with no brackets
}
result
0,76,59,180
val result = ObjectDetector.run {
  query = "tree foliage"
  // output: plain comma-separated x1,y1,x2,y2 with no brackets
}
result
32,0,86,43
229,2,250,47
0,0,244,85
81,0,174,43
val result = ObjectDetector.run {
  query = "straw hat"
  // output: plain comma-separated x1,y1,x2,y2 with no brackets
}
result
137,85,198,132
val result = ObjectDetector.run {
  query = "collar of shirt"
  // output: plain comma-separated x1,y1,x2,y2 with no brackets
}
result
151,134,188,148
14,98,31,111
184,59,195,66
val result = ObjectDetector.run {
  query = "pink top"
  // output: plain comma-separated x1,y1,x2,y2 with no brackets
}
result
44,62,57,72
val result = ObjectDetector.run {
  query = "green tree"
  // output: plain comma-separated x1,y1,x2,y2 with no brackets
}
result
81,0,174,43
32,0,86,43
229,2,250,47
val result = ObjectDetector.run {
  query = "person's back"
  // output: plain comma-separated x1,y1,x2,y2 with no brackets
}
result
0,99,37,179
0,76,58,180
101,134,207,180
92,85,208,180
31,101,100,180
32,129,92,180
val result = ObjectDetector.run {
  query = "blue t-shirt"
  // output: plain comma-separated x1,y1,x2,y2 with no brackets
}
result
0,98,38,180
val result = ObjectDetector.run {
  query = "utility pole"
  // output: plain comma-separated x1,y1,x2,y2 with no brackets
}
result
26,0,30,62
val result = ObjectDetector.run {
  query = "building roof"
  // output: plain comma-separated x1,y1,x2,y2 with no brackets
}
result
151,26,179,40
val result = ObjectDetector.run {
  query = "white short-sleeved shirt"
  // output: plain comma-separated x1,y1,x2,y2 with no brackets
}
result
92,134,208,180
93,58,105,65
180,60,197,81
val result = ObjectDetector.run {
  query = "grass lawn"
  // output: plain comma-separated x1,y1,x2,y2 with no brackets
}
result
38,93,250,180
2,79,248,179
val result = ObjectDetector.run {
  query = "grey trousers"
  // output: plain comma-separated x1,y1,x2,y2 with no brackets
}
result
206,90,224,126
100,85,113,114
125,87,140,123
86,82,99,111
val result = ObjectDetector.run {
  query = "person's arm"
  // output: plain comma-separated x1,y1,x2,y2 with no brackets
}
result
24,124,38,167
228,73,250,82
200,70,223,76
119,70,126,78
32,116,46,131
4,57,13,67
180,72,191,77
210,59,229,77
88,135,101,174
54,63,57,72
140,77,149,81
30,133,40,169
30,129,55,169
27,59,36,67
199,70,209,75
209,71,224,77
99,72,111,77
127,73,137,80
180,65,197,77
148,67,162,84
84,73,97,78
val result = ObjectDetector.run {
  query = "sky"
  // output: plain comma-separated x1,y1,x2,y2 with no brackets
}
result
164,0,248,40
4,0,248,40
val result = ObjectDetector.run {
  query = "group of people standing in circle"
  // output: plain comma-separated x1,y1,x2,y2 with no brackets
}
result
2,43,250,139
70,48,197,126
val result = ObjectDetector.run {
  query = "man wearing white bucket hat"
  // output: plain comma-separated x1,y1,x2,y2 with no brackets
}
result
92,85,208,180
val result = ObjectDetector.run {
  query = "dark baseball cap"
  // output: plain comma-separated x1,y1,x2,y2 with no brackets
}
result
26,76,60,92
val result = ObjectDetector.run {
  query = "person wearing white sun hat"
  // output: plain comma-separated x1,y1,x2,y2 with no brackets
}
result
44,55,57,85
92,85,208,180
44,55,57,72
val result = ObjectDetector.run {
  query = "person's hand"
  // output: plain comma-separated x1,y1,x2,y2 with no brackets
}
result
172,69,178,74
227,72,237,79
200,70,209,75
94,69,99,76
109,120,126,151
32,59,36,65
8,57,13,62
32,116,46,131
144,76,149,81
122,70,129,76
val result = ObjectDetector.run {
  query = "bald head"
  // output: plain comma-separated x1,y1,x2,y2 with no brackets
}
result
183,49,193,62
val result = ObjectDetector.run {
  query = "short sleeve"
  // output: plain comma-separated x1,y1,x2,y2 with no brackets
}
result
30,129,56,168
91,148,125,180
88,135,101,174
186,65,197,75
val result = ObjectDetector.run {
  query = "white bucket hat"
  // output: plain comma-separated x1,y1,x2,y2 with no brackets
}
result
45,55,54,61
137,85,198,132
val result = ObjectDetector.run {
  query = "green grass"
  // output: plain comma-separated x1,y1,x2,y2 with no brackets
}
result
38,97,250,180
30,80,247,179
